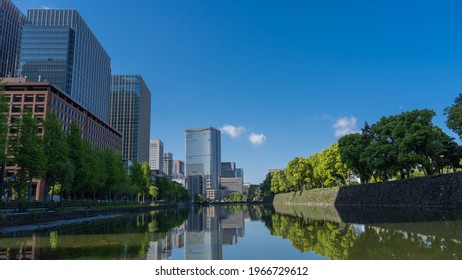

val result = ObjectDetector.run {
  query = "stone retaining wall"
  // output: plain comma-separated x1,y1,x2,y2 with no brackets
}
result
273,172,462,208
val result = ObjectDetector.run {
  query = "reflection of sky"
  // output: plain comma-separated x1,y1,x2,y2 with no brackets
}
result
169,219,327,260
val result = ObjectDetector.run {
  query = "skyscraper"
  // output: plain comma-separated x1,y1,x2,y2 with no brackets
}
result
173,160,185,178
0,0,25,77
110,74,151,162
149,139,164,170
163,152,173,178
18,9,111,122
185,127,221,191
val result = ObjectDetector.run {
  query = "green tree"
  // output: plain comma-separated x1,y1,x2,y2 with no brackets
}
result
260,172,274,198
285,157,311,191
129,160,145,202
247,184,263,201
445,93,462,140
270,170,289,193
42,113,69,201
55,161,74,201
67,122,84,199
0,84,9,198
141,162,152,202
103,148,127,200
10,110,46,201
148,185,159,202
338,123,372,183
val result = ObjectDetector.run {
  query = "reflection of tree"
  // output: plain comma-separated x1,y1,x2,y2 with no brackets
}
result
268,214,355,259
0,209,189,260
49,231,59,249
266,213,462,260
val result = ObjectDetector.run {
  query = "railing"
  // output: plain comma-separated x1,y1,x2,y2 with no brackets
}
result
0,200,143,212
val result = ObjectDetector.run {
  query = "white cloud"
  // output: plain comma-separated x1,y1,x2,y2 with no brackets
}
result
220,125,245,138
333,116,359,138
249,132,266,147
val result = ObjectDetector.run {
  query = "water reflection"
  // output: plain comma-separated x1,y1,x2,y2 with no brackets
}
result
270,204,462,259
1,204,462,260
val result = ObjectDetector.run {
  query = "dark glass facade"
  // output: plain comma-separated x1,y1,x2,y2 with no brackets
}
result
19,25,74,93
0,0,25,77
110,74,151,162
185,127,221,190
18,9,111,122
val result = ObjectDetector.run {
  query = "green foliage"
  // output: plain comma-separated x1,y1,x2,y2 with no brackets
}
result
10,110,47,201
338,123,372,183
0,83,8,165
445,93,462,140
156,176,189,202
43,113,69,200
247,184,263,201
223,192,247,202
270,143,351,194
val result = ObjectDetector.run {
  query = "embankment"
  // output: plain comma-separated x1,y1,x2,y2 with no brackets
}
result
0,204,183,228
273,172,462,208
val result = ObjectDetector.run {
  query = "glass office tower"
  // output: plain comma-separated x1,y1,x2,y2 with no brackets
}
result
185,127,221,190
18,9,111,122
0,0,25,77
110,74,151,162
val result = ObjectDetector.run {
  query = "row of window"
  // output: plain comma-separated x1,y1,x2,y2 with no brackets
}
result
11,104,44,113
51,97,85,123
10,94,46,103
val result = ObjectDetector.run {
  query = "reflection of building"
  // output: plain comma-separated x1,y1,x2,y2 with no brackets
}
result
146,223,185,260
19,9,111,123
185,206,222,260
185,128,221,197
110,75,151,162
221,211,245,245
183,206,245,260
149,139,164,171
0,0,25,78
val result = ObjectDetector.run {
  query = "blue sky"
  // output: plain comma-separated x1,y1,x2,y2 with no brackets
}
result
13,0,462,183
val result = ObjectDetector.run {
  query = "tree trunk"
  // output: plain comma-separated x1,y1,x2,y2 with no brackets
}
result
28,177,33,202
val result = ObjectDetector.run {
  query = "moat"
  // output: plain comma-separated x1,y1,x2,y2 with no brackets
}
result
1,204,462,260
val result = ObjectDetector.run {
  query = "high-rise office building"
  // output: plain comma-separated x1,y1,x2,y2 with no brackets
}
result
173,160,185,178
149,139,163,170
221,162,236,178
163,152,173,178
185,127,221,192
110,74,151,162
0,0,25,78
18,9,111,122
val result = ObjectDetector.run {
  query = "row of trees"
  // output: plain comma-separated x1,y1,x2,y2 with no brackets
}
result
1,109,158,202
338,109,461,183
259,94,462,196
270,143,349,194
0,88,188,202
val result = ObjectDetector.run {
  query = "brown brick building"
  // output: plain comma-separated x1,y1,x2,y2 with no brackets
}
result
1,77,122,201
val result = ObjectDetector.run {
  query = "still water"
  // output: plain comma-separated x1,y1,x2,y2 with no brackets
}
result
1,204,462,260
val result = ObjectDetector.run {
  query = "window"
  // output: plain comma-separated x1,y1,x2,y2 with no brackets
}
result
36,95,46,102
11,106,21,113
35,106,45,113
25,95,34,102
13,95,22,102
